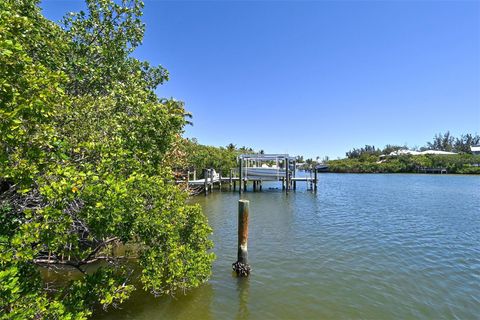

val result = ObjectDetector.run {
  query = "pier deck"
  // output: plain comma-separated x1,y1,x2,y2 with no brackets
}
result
179,153,319,195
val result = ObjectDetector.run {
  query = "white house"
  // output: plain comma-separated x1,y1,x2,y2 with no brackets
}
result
386,149,457,157
471,145,480,155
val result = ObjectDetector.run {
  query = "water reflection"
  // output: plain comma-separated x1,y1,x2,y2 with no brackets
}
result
235,277,250,320
95,280,214,319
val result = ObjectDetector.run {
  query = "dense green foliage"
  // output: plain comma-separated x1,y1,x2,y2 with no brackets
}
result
331,132,480,174
181,139,255,177
345,132,479,159
328,154,480,174
425,132,480,153
0,1,213,318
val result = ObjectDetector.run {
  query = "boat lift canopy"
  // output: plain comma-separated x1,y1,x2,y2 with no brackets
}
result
237,154,295,161
236,154,296,181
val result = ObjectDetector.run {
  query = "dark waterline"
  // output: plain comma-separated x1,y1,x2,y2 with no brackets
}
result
97,174,480,319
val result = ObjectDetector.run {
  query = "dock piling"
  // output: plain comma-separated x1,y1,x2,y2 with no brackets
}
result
203,169,208,196
209,169,214,192
232,199,251,277
285,157,290,193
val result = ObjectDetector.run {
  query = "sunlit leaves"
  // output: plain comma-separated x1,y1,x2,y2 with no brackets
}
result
1,0,213,318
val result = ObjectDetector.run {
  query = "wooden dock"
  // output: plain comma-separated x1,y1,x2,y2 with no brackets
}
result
178,154,319,195
416,167,448,174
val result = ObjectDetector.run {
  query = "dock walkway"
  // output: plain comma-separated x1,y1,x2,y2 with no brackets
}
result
179,153,320,195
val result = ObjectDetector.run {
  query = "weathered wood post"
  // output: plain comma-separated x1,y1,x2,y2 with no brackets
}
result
218,170,222,190
314,168,318,191
285,157,290,193
253,180,256,192
210,169,214,192
293,159,296,190
232,199,251,277
203,169,208,196
229,169,233,191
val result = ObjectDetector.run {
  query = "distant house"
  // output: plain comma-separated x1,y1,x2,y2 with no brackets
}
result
471,145,480,155
385,149,457,157
419,150,457,155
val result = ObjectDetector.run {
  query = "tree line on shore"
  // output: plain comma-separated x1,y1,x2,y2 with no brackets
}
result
327,132,480,174
179,139,257,178
328,154,480,174
344,132,479,159
181,132,480,175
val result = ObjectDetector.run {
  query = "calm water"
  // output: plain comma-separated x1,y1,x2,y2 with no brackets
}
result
97,174,480,319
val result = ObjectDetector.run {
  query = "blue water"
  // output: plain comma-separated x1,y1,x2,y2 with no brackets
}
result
98,174,480,319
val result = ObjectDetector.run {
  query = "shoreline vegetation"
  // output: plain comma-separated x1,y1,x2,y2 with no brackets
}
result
182,132,480,176
301,132,480,175
327,153,480,175
1,1,214,318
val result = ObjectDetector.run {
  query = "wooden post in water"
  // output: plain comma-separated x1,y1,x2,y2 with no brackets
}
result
218,170,222,190
229,169,233,191
314,168,318,191
285,157,290,193
232,199,251,276
210,169,214,192
293,159,296,190
203,169,208,196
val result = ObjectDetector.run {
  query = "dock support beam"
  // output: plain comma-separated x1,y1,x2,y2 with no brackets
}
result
208,169,213,192
285,157,290,193
232,200,251,277
314,168,318,191
203,169,208,196
239,159,243,195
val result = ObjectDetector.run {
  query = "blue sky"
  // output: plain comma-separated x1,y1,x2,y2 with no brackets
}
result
41,0,479,159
